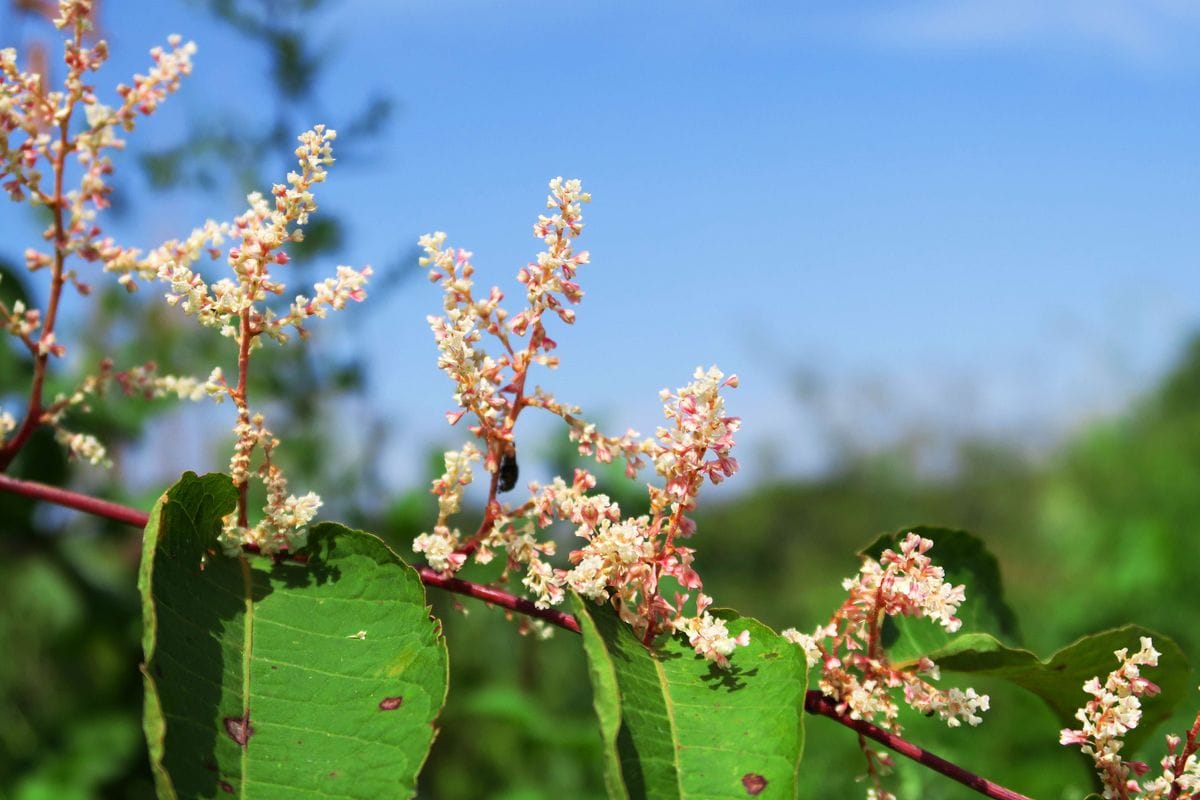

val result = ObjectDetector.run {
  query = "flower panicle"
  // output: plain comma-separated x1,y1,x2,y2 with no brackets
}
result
142,127,371,556
414,179,748,666
0,0,196,468
782,533,987,800
1061,637,1200,799
150,127,371,340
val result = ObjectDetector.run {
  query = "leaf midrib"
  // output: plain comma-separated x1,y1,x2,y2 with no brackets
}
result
652,655,685,799
238,555,254,800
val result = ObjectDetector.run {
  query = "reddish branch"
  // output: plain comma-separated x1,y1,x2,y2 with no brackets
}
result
0,87,75,471
0,473,1030,800
0,473,150,527
417,567,580,634
804,692,1033,800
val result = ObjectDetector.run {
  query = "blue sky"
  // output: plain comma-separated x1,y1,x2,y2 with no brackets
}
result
2,1,1199,491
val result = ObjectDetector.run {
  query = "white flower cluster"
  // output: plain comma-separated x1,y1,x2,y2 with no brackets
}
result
413,443,481,574
648,366,741,528
131,128,370,556
783,533,987,800
0,1,200,469
54,430,109,467
1062,637,1200,799
146,128,371,348
218,410,322,556
415,180,748,665
673,594,751,669
783,533,985,729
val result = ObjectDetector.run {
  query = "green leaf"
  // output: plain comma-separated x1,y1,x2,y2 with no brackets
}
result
140,472,448,799
931,625,1189,752
573,594,807,800
860,526,1021,662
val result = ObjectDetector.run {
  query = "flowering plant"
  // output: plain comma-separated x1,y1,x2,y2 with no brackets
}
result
2,5,1199,800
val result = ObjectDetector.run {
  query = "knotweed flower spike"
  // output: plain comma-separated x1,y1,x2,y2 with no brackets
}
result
416,179,749,666
147,126,371,555
783,533,989,799
1062,637,1200,799
3,0,368,552
0,0,201,468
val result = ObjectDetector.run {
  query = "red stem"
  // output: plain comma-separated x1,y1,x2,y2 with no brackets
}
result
417,567,580,634
0,86,76,471
0,473,150,527
805,692,1034,800
0,472,578,634
0,473,1031,800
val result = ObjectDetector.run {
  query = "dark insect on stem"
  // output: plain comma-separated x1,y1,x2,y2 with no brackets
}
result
498,446,519,493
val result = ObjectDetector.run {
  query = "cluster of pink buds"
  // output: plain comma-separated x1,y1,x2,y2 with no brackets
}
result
1062,637,1200,799
416,179,749,666
783,533,988,798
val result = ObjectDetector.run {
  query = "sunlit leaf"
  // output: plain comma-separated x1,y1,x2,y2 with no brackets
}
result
574,595,807,799
140,472,448,799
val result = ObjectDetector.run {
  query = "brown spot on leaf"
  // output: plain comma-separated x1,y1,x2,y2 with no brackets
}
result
378,696,404,711
203,760,218,773
742,773,767,795
219,780,234,794
224,712,254,748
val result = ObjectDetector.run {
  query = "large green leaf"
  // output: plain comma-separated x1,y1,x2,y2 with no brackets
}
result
860,526,1021,662
573,595,807,800
139,472,448,799
931,625,1189,752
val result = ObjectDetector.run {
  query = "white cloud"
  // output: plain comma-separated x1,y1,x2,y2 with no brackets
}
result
856,0,1200,64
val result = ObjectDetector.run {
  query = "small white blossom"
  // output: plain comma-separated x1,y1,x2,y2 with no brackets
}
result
673,597,751,669
413,527,466,574
55,429,110,466
0,410,15,439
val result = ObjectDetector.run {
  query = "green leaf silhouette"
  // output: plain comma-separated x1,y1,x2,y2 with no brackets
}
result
931,625,1189,752
574,595,807,799
140,472,448,799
